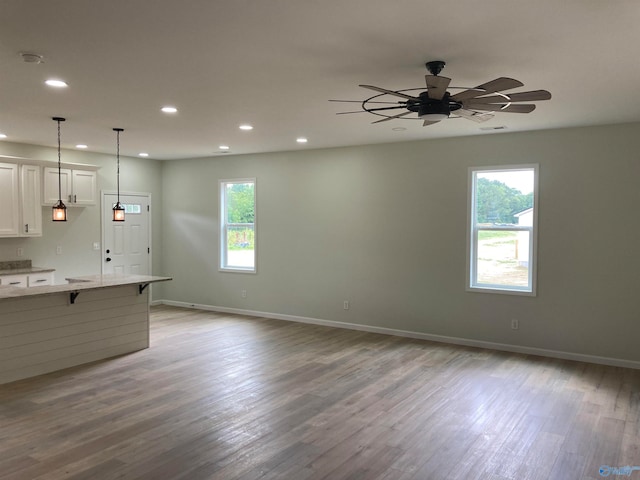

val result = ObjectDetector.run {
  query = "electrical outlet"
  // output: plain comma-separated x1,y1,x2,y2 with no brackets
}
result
16,247,24,257
343,300,350,310
56,245,62,255
511,319,519,330
93,242,100,250
241,289,247,298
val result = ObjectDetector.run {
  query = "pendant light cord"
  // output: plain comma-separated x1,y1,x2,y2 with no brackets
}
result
116,129,120,203
57,119,62,201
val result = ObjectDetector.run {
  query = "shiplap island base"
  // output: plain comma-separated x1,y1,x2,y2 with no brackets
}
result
0,274,171,385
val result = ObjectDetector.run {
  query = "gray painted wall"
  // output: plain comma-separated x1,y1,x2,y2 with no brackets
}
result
2,122,638,363
0,141,163,295
160,123,640,363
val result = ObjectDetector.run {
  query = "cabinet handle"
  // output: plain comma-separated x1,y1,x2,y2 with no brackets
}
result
9,281,21,285
25,224,29,233
68,194,72,202
74,194,77,203
34,279,47,283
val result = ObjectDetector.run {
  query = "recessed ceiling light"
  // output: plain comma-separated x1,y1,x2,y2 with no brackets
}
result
161,106,178,113
0,133,7,139
296,137,308,143
45,79,68,88
75,144,88,149
138,152,149,157
239,124,253,131
219,145,230,150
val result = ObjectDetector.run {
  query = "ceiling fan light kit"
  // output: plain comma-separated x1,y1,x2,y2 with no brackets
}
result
332,60,551,127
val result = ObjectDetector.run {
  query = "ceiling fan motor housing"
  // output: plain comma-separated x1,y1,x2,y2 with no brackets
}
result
418,102,450,119
409,91,457,120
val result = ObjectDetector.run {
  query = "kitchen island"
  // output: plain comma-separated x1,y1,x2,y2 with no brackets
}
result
0,274,171,385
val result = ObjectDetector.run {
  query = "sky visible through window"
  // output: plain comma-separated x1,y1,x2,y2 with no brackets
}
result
479,170,533,194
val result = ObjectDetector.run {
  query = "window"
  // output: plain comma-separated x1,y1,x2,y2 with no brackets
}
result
220,179,256,272
467,165,538,295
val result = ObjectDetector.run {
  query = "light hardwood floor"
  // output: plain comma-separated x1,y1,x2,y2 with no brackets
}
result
1,305,639,480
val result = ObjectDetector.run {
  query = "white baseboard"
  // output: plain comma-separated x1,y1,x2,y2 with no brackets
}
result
157,299,640,370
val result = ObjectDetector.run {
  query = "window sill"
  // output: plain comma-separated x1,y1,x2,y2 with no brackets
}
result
467,285,536,297
219,267,257,274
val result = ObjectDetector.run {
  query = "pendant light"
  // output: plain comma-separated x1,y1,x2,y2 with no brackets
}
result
112,128,125,222
52,117,67,222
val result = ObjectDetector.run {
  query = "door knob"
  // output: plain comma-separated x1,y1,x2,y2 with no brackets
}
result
105,257,112,262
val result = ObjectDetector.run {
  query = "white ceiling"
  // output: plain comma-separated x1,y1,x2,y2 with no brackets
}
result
1,1,639,160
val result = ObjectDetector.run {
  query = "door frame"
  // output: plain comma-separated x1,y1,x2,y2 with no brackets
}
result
101,191,152,275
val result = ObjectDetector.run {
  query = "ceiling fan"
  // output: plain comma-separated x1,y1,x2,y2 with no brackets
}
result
331,61,552,126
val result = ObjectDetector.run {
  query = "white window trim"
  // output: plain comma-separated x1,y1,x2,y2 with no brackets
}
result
219,178,257,274
466,164,538,296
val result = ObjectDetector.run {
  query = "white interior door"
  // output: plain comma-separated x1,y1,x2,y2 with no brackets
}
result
102,193,151,275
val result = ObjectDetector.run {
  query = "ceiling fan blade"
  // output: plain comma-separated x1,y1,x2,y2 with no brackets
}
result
336,105,407,115
336,110,370,115
371,111,414,124
467,90,552,104
501,104,536,113
359,85,419,101
455,109,494,123
464,103,537,113
329,99,405,105
425,75,451,100
450,77,524,102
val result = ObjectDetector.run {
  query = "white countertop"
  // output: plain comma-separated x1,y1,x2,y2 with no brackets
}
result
0,273,172,300
0,267,56,276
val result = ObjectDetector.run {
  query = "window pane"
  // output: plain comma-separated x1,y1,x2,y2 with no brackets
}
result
476,229,530,288
475,170,534,226
226,183,255,223
111,203,141,214
220,179,256,272
226,225,255,269
125,204,141,214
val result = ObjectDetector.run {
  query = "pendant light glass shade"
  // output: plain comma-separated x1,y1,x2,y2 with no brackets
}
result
113,202,125,221
52,200,67,221
112,128,125,222
52,117,67,222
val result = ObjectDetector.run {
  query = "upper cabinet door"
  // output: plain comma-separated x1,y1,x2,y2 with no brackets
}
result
0,163,19,236
71,169,97,205
20,165,42,236
43,167,71,205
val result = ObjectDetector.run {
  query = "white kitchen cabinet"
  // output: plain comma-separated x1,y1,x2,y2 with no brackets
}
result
0,271,54,288
43,167,97,206
0,163,20,236
0,274,28,288
20,164,42,236
71,169,97,205
27,271,54,287
43,167,70,205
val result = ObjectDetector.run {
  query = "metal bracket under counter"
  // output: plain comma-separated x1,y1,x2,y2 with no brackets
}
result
68,282,153,304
